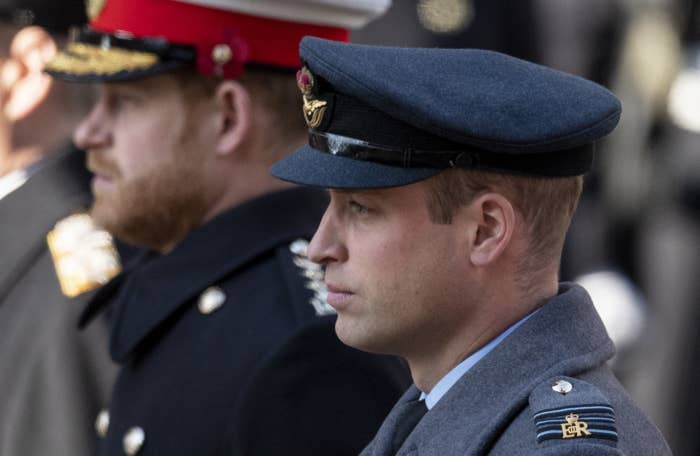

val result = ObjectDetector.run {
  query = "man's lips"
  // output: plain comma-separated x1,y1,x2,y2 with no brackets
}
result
325,283,354,308
92,174,112,185
88,167,116,191
87,153,119,181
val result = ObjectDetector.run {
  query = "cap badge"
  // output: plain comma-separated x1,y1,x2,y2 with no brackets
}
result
297,67,327,129
47,213,121,297
86,0,107,21
46,43,159,77
561,413,592,439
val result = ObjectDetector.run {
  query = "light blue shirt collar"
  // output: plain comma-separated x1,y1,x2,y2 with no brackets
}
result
0,168,29,201
0,159,46,201
419,311,535,409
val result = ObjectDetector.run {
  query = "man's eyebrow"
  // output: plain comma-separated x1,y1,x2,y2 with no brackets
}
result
331,189,388,197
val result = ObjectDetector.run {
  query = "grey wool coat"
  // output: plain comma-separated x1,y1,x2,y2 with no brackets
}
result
0,149,118,456
360,283,672,456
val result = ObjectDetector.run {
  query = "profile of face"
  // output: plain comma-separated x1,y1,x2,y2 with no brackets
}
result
73,74,213,250
307,183,474,359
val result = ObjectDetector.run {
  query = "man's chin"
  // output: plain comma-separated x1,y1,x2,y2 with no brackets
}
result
89,201,136,246
335,319,392,355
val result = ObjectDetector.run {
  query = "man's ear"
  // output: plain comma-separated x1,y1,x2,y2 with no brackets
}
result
213,79,253,156
467,192,516,267
2,26,56,121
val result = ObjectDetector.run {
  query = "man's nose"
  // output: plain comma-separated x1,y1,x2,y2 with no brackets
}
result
73,96,110,151
308,207,348,266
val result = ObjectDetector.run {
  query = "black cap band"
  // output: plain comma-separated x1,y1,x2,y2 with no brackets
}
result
74,27,196,63
309,131,593,177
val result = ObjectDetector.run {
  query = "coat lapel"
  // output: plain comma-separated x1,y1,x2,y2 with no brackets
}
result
361,385,422,456
401,284,615,456
106,188,328,363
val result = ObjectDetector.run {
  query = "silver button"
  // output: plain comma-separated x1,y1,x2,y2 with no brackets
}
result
123,426,145,455
198,286,226,314
552,379,573,394
95,409,109,438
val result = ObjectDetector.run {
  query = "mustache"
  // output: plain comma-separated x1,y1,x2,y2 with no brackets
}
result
86,152,121,178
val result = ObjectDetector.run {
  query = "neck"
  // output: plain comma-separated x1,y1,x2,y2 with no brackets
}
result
407,314,518,393
155,165,294,255
406,274,558,393
202,168,294,227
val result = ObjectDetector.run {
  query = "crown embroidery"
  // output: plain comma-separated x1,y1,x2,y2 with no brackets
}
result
561,414,592,439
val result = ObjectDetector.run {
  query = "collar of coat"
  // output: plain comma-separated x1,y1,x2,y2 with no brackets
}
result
79,187,328,363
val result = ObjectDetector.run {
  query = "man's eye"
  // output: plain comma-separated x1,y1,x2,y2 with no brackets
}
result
106,93,139,111
349,200,369,215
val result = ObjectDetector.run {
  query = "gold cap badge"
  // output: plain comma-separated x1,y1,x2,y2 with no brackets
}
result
297,66,327,129
47,213,121,297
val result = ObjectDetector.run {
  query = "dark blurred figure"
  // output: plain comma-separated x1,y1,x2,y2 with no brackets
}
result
354,0,541,62
535,2,700,454
0,1,119,455
533,0,629,284
621,1,700,455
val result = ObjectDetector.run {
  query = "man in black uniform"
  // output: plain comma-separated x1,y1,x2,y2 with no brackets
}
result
47,0,408,455
0,2,120,455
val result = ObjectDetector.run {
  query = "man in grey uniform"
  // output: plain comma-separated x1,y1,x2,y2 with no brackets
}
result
271,37,672,455
0,2,119,455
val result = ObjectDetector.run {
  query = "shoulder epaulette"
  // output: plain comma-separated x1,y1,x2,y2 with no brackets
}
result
530,377,618,445
47,212,121,297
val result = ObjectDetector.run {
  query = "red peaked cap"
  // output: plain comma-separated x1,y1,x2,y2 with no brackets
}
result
90,0,349,78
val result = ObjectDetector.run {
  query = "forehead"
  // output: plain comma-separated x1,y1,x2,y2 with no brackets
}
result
329,181,430,206
100,72,180,96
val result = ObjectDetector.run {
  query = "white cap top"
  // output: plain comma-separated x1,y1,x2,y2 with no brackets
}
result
176,0,392,29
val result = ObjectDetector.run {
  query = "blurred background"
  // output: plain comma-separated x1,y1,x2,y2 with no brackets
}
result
354,1,699,454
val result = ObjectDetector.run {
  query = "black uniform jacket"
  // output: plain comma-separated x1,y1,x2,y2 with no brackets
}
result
82,187,410,455
0,148,117,456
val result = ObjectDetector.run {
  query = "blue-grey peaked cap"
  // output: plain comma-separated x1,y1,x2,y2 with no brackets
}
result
271,37,622,189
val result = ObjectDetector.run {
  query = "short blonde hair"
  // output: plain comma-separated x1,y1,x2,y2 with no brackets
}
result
173,67,306,155
425,168,583,286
